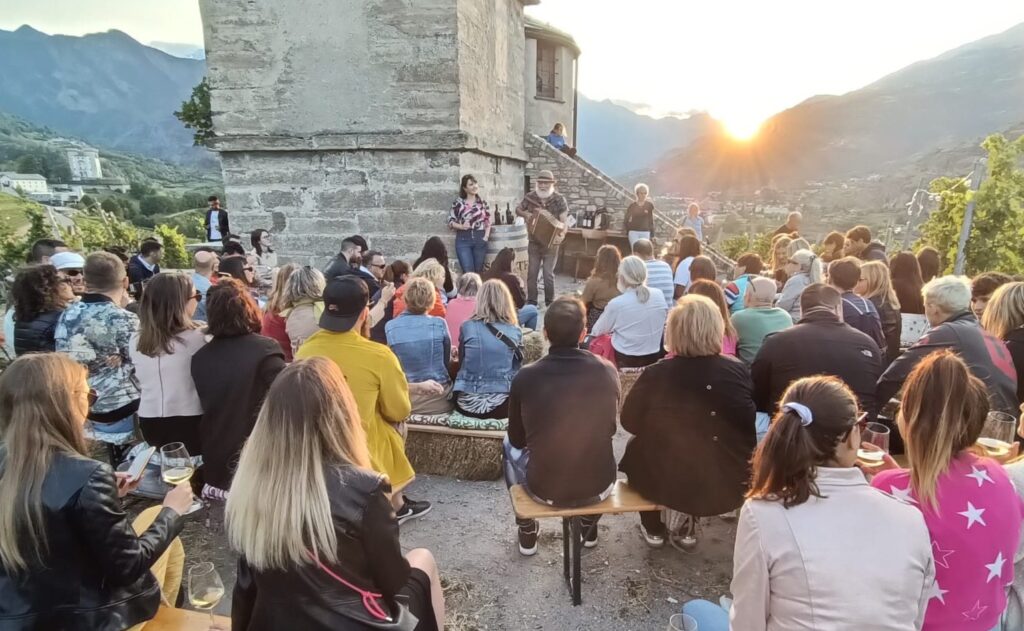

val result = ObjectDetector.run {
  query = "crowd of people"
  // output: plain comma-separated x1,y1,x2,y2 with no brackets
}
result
4,184,1024,631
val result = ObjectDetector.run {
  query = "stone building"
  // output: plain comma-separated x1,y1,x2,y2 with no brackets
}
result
199,0,712,267
64,145,103,181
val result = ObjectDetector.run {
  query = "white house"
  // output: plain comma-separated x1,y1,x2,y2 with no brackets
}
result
0,172,48,195
65,145,103,180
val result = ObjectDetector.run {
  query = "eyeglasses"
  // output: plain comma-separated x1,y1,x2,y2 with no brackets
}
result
61,269,83,277
87,389,98,407
190,291,203,302
843,412,870,439
370,263,386,269
243,267,254,273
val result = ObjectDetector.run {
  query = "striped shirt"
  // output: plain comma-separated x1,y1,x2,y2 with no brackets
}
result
645,259,675,304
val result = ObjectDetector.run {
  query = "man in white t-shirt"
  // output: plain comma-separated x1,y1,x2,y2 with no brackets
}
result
204,195,230,242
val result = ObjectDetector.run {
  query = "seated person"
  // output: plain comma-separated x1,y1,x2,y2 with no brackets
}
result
386,277,454,416
544,122,577,157
971,271,1014,319
591,256,668,368
619,295,756,549
504,297,619,555
484,248,539,330
877,275,1019,415
394,259,447,318
731,277,793,365
0,353,192,630
453,280,523,420
580,245,621,330
828,257,886,354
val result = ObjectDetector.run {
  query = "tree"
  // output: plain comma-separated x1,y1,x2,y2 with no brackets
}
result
175,78,214,146
139,194,179,216
129,180,156,200
179,191,208,211
0,208,51,276
917,133,1024,275
15,153,43,175
79,194,97,209
100,197,121,216
154,224,190,269
720,230,773,262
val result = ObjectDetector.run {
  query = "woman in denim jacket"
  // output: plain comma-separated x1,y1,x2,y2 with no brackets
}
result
386,277,453,416
454,280,523,419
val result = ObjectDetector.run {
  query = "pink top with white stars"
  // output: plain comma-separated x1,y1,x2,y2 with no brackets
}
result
873,452,1024,631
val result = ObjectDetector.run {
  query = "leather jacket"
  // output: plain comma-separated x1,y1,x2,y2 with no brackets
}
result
232,465,413,631
0,452,183,631
12,309,62,355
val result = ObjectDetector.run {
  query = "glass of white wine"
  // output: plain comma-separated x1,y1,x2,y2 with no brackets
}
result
160,442,194,486
857,422,890,469
978,411,1017,459
188,562,225,626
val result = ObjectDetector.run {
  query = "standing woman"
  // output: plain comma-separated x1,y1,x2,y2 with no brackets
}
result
0,353,193,630
415,237,455,297
454,280,523,421
192,279,286,496
130,273,207,457
687,280,738,356
11,264,76,355
282,266,327,358
982,282,1024,404
260,263,299,361
592,256,668,368
580,244,622,330
227,358,444,631
890,252,928,348
871,351,1023,631
777,249,823,322
688,375,934,630
448,175,491,274
624,184,655,247
856,260,902,365
619,295,755,549
672,235,703,299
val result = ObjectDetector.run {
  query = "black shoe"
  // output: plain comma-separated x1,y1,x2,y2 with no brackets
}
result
518,520,539,556
396,498,432,524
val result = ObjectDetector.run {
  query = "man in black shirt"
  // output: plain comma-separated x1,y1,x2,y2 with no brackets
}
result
505,297,619,555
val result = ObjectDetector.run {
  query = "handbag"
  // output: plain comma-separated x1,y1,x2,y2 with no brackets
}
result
485,323,524,363
312,553,419,630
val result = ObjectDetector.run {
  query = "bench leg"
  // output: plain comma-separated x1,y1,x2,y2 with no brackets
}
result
562,517,570,583
570,517,583,606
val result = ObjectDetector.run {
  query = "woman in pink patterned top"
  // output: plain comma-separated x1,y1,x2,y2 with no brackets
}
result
448,174,492,274
871,350,1024,631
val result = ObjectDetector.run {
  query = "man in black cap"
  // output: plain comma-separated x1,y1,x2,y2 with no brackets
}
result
295,277,432,521
516,170,570,306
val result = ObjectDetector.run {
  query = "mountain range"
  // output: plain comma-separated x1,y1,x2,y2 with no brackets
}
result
0,22,1022,191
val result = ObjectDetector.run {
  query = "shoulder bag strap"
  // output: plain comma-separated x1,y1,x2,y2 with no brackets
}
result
485,323,524,362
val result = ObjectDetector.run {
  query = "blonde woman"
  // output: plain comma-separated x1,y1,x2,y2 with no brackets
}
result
769,234,794,289
394,258,447,318
855,260,902,364
777,249,823,322
386,277,454,415
260,262,300,361
453,280,523,420
281,266,326,357
130,273,207,459
0,353,192,630
624,183,655,246
870,351,1023,631
982,281,1024,403
619,295,755,548
227,358,444,630
592,256,668,368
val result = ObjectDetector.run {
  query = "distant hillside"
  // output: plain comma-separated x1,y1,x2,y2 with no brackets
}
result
646,22,1024,194
0,26,209,164
0,111,219,189
577,96,718,177
149,41,206,60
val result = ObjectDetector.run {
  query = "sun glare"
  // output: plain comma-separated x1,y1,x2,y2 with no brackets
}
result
722,116,763,141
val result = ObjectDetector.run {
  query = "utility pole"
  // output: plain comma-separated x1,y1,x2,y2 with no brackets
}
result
903,177,925,250
954,159,986,275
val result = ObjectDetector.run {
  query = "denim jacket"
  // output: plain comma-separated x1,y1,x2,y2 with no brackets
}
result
385,313,451,384
454,320,523,394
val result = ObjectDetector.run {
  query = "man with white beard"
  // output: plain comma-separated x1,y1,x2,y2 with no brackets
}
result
515,170,570,307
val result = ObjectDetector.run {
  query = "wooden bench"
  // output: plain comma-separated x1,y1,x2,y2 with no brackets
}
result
509,479,661,606
147,606,230,630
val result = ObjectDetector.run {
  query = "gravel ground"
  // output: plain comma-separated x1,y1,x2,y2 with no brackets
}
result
125,273,739,629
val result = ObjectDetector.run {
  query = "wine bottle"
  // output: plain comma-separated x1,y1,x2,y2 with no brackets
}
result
493,205,502,226
505,203,514,225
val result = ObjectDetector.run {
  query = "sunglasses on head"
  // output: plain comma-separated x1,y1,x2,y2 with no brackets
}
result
843,411,870,439
87,389,98,407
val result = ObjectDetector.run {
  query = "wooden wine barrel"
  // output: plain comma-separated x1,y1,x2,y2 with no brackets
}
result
484,224,529,279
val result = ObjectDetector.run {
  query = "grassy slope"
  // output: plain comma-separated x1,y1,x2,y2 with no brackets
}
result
0,193,40,234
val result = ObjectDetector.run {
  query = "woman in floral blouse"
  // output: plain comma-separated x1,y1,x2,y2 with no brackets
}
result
449,174,491,274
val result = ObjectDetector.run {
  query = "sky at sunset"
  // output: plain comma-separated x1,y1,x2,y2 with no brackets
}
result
3,0,1023,135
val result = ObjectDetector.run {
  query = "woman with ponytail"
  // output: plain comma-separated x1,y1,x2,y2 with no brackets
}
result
776,249,823,321
591,256,668,368
686,375,934,630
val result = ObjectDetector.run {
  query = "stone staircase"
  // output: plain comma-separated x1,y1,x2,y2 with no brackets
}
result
524,134,735,273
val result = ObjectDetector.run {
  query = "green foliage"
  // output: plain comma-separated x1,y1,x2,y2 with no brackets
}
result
139,194,178,216
129,180,156,200
0,207,51,276
175,78,214,146
155,210,205,240
720,230,773,262
917,133,1024,275
13,149,71,183
179,191,208,211
154,224,189,268
100,197,120,215
59,212,141,254
79,194,97,208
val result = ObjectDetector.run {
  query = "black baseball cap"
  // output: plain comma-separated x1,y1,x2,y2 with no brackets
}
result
319,277,369,333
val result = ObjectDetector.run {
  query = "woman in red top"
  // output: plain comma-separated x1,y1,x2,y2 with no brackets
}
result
260,263,299,361
394,259,448,318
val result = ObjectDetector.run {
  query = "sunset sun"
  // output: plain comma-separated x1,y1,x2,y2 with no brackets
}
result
721,115,764,141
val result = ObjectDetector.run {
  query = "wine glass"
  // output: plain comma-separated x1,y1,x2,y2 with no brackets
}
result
978,411,1017,458
857,422,890,469
667,613,698,631
188,562,225,626
160,442,194,486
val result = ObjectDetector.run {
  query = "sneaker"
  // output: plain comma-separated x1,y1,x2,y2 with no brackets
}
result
639,523,665,548
670,516,699,553
518,521,539,556
583,522,599,548
396,498,432,524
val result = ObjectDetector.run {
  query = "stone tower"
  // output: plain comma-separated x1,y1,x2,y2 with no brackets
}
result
199,0,538,263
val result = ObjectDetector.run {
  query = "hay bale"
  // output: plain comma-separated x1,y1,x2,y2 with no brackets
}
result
406,425,505,481
618,367,647,413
